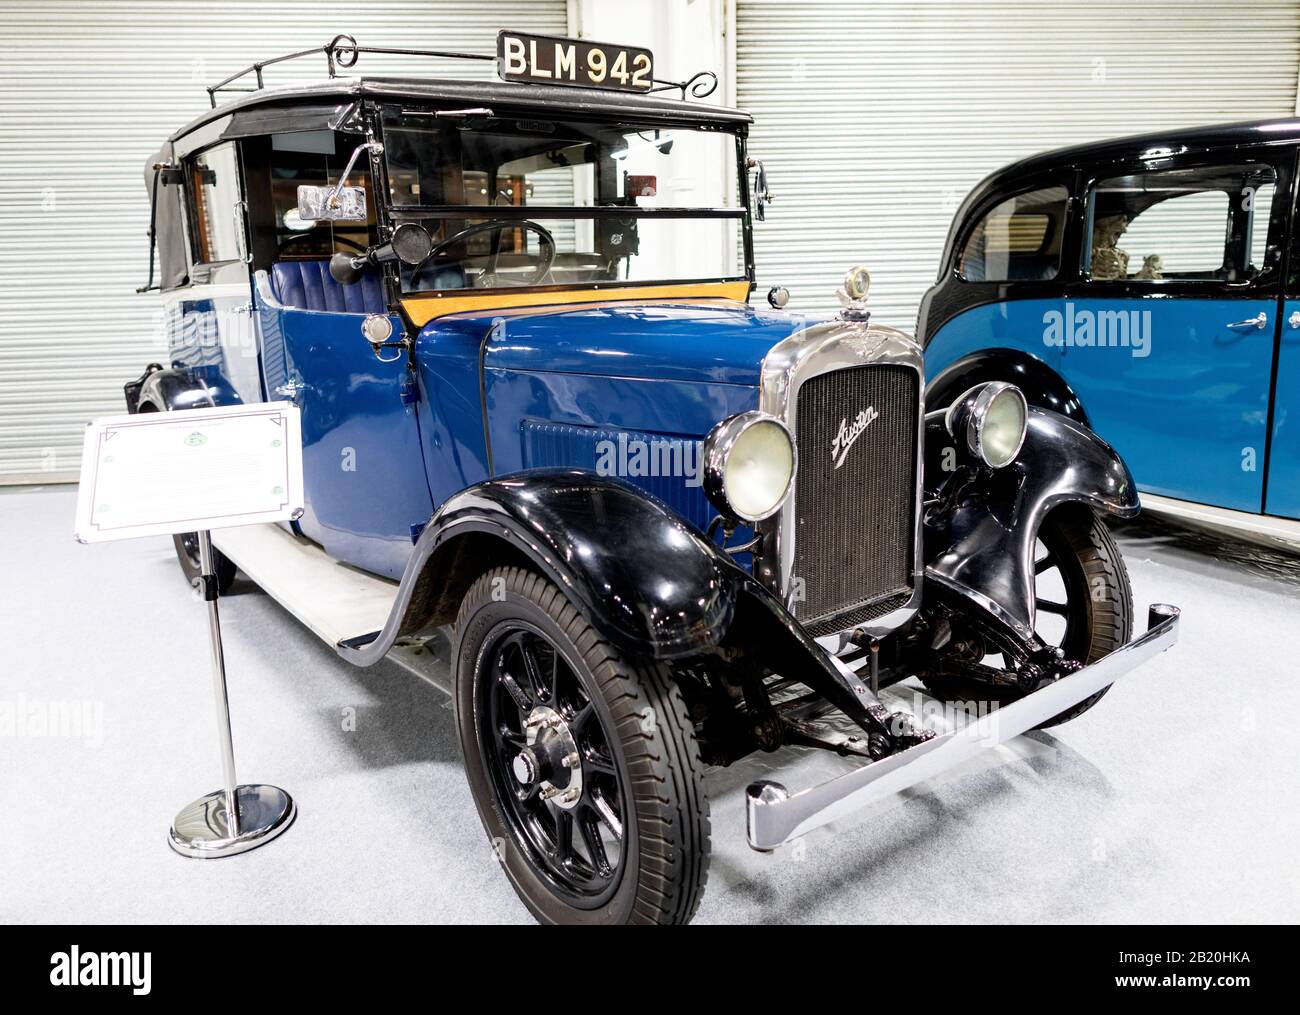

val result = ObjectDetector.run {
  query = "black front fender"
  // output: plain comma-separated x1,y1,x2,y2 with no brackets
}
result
342,470,738,663
923,407,1138,642
338,469,891,736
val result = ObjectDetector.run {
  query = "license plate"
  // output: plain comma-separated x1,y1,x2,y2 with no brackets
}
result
497,30,654,93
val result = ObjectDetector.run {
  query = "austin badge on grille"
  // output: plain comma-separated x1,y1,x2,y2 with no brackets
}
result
830,406,879,469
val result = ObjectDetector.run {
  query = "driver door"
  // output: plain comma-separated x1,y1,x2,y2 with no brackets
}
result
244,129,434,580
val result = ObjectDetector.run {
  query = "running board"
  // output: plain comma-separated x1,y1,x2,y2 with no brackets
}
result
211,524,397,648
1141,492,1300,551
745,603,1181,851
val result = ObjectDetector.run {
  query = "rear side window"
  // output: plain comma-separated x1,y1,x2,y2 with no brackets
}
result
958,186,1067,282
1085,163,1277,282
187,143,243,264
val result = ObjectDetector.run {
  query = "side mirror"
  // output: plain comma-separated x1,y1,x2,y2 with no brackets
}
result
329,223,435,285
295,140,383,224
748,158,772,222
297,184,367,223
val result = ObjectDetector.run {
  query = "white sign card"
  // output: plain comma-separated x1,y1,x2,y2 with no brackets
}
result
74,402,304,543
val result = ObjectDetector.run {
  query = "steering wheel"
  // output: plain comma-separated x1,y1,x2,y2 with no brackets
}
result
416,219,556,288
276,231,367,259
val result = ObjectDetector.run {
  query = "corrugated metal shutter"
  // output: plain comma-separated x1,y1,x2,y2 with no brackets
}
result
0,0,567,484
736,0,1300,323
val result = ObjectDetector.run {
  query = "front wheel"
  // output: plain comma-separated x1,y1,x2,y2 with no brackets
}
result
924,506,1133,727
454,566,710,925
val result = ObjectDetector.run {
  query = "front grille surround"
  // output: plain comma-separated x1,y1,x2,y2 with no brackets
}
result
755,321,925,639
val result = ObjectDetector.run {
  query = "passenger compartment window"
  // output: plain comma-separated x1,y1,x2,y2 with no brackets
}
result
187,143,243,264
1085,163,1277,283
266,130,376,261
958,186,1067,282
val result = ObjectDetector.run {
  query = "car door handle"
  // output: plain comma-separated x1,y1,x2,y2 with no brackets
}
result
1227,312,1268,330
274,378,304,402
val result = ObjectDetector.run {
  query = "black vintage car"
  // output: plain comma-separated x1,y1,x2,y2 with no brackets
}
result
128,34,1179,924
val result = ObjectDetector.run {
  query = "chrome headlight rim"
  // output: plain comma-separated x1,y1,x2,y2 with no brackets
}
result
946,381,1028,469
702,410,797,523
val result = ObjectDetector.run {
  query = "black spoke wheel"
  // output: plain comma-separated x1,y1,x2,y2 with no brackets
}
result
172,531,237,595
923,506,1132,727
1027,505,1132,726
482,626,627,903
455,566,709,925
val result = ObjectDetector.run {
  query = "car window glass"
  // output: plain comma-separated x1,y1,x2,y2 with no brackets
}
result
1086,163,1276,282
267,131,376,261
1248,182,1275,272
958,185,1067,282
381,114,743,292
188,143,242,264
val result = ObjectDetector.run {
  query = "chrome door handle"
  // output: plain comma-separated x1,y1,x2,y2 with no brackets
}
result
1289,311,1300,329
1227,312,1268,330
273,378,303,401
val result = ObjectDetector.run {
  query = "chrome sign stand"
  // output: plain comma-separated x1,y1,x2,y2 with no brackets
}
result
167,530,295,858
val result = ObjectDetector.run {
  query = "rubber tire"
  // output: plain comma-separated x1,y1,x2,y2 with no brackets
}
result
454,566,710,925
1033,506,1132,726
923,506,1132,727
173,532,238,595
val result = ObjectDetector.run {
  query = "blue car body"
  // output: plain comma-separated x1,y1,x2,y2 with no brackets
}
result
920,118,1300,532
121,58,1185,920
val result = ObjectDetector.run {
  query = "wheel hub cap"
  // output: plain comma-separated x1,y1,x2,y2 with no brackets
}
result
522,705,583,810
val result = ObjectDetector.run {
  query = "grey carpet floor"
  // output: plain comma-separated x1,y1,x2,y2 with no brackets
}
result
1,485,1296,923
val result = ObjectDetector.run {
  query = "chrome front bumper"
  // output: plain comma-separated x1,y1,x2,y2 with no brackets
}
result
746,603,1180,851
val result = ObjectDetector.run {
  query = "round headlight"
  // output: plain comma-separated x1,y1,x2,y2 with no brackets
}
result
702,411,796,523
843,265,872,301
946,382,1028,469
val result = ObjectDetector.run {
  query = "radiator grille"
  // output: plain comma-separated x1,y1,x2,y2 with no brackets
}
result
791,365,919,635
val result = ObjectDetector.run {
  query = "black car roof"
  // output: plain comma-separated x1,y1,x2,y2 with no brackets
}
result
963,117,1300,209
169,75,752,143
1009,117,1300,177
943,116,1300,257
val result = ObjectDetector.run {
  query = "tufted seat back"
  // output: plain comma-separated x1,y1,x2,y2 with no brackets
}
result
270,260,386,314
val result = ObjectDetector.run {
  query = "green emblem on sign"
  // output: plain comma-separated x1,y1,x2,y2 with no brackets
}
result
184,432,207,446
271,439,282,448
272,485,283,495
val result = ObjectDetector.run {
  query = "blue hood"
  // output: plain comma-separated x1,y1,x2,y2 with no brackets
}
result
452,299,809,386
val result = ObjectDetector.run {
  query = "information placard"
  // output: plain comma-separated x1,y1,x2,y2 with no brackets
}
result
74,402,303,543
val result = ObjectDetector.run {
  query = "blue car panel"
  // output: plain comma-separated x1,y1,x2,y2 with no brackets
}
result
923,299,1064,385
920,128,1299,528
1057,297,1274,512
261,300,434,579
170,293,265,407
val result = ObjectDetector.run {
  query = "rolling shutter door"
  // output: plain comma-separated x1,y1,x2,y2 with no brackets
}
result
0,0,567,483
735,0,1300,323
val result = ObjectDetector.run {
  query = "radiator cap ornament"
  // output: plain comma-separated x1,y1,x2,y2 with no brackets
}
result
837,265,871,322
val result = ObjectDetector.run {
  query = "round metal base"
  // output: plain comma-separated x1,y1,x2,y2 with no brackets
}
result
168,784,295,859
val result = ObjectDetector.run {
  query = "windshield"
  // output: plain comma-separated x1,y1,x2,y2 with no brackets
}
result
380,109,745,292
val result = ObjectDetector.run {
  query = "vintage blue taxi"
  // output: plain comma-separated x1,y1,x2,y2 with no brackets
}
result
921,119,1300,549
127,33,1178,924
